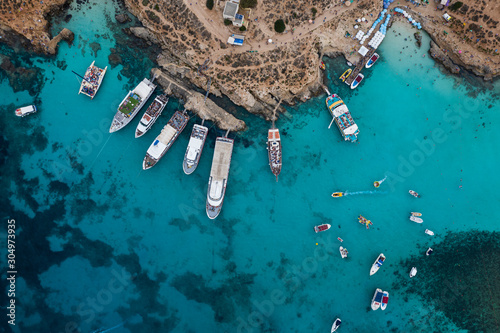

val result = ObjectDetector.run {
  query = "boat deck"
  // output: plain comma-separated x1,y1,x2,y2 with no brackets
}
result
210,138,234,180
79,61,107,98
268,129,280,141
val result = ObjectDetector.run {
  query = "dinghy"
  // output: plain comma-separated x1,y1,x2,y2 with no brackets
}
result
425,229,435,236
410,216,423,223
409,267,417,278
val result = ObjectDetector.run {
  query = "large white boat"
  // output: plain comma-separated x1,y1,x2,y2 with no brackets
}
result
135,94,169,138
206,136,234,219
325,93,359,142
110,78,156,133
370,253,386,276
142,110,189,170
267,128,282,181
371,288,384,310
183,122,209,175
15,105,37,117
78,61,107,99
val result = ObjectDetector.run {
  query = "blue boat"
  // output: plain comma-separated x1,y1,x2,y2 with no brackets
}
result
366,53,380,68
370,253,386,275
371,288,384,310
350,73,364,89
325,94,359,142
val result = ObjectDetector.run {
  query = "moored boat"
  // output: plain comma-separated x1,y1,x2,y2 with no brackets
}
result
340,246,348,258
267,128,282,181
350,73,364,89
320,61,326,70
15,105,37,117
206,136,234,219
325,94,359,142
331,192,344,198
331,318,342,332
339,68,352,82
371,288,384,310
411,212,422,217
314,224,331,233
425,229,435,236
381,291,389,310
78,60,107,99
409,216,423,223
110,78,156,133
135,94,169,138
365,53,380,68
409,190,420,198
409,267,417,278
370,253,385,275
183,123,209,175
426,248,434,256
142,110,189,170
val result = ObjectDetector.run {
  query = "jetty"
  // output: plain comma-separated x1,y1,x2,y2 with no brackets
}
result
206,134,234,219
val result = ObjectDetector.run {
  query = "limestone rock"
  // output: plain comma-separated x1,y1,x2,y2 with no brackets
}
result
115,13,132,24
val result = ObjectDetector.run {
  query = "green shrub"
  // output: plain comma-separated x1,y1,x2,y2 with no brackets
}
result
224,19,232,26
206,0,214,10
239,26,246,31
142,0,149,6
274,19,285,33
240,0,257,8
450,1,463,11
145,10,161,24
311,7,317,17
153,4,160,12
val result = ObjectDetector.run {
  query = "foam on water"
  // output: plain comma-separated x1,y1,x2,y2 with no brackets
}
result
1,5,499,333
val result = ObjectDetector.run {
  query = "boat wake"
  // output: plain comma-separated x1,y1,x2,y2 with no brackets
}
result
344,190,387,196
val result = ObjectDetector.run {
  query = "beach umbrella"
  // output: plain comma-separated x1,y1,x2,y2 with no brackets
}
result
268,39,272,43
355,25,359,29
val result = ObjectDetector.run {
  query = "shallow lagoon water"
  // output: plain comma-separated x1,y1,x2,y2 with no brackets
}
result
1,2,500,332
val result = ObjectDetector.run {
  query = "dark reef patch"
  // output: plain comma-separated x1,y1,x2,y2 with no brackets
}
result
171,270,256,323
392,231,500,333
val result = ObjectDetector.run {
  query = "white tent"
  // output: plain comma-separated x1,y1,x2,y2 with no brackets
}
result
358,46,369,56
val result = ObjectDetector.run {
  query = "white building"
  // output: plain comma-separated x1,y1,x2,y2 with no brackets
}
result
223,0,244,27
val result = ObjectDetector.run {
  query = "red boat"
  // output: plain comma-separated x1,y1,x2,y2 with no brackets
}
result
314,224,331,233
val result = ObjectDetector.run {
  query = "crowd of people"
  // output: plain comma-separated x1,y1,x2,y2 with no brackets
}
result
81,65,104,97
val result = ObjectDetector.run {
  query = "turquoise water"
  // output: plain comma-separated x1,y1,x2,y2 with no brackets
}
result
1,2,500,332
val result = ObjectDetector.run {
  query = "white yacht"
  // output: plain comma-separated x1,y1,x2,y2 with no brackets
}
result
110,78,156,133
135,94,169,138
183,122,209,175
206,136,234,219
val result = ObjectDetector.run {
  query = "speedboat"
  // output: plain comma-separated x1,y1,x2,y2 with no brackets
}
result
425,229,435,236
370,253,385,275
331,318,341,332
350,73,364,89
409,267,417,278
339,68,352,82
15,105,37,117
410,216,423,223
409,190,420,198
339,246,348,258
331,192,344,198
371,288,384,310
365,53,380,68
426,248,434,256
411,212,422,217
381,291,389,310
314,224,331,233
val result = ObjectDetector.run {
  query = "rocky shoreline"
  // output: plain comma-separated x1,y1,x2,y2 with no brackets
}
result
1,0,499,130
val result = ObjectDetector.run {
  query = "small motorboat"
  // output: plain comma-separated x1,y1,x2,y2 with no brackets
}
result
426,248,434,256
370,253,385,276
358,215,373,229
15,105,37,117
339,68,352,82
314,224,331,233
409,190,421,198
409,267,417,278
347,61,353,66
425,229,435,236
380,291,389,310
373,176,387,188
410,216,423,223
320,61,326,70
331,318,342,332
331,192,344,198
340,246,348,258
350,73,364,89
411,212,422,217
365,53,380,68
371,288,384,310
